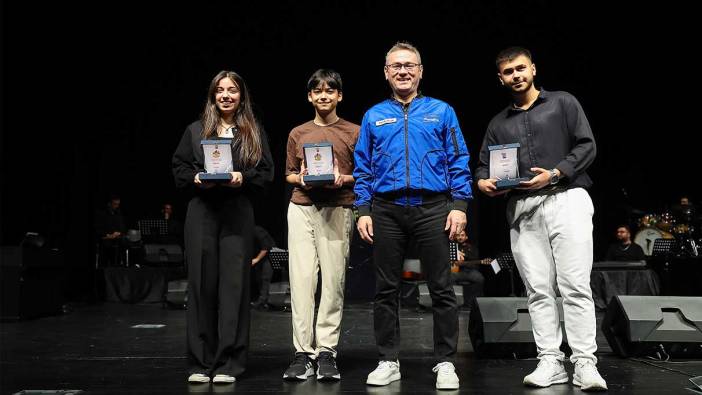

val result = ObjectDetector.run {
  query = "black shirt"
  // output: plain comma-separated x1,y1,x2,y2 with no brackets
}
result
94,207,126,237
605,242,646,262
476,90,596,194
253,226,275,253
158,218,183,245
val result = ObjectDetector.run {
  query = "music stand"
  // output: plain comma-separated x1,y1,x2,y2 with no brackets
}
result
138,219,169,240
449,242,459,262
652,238,677,257
652,238,678,295
267,248,291,310
496,252,519,297
269,248,289,271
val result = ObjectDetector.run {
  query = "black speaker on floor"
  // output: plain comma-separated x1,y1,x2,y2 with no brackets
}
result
601,295,702,358
164,279,187,309
469,297,567,358
268,281,291,310
143,244,183,265
1,245,64,320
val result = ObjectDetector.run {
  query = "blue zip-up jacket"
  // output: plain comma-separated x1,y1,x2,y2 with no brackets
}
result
353,95,472,216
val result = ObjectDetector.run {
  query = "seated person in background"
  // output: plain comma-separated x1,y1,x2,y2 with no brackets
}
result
671,195,697,225
250,225,275,310
605,225,645,261
160,202,184,245
94,195,127,266
450,230,487,311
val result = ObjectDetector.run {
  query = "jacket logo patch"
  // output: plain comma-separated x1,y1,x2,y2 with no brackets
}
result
375,118,397,126
423,116,440,122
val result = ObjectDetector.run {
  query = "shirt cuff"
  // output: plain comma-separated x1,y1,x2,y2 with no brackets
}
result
474,168,488,181
450,199,469,212
555,161,574,180
357,205,371,217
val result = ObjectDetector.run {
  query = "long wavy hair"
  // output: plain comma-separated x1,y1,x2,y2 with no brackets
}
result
200,70,262,168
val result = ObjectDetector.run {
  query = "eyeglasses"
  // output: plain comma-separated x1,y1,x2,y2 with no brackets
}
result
385,62,421,73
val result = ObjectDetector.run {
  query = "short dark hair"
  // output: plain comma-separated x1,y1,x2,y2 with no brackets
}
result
495,46,533,70
307,69,343,92
616,225,631,233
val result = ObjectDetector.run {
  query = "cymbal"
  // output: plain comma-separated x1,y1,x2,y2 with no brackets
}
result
628,207,646,216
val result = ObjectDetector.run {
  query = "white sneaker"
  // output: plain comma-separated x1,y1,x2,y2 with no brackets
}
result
573,360,608,391
187,373,210,383
433,361,459,390
523,358,568,387
366,360,401,386
212,374,236,383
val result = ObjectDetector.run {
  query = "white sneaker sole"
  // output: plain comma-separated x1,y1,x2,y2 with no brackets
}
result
283,367,315,381
212,375,236,383
436,380,460,390
317,367,341,381
366,372,401,386
523,372,569,387
188,374,210,383
317,373,341,381
573,377,608,391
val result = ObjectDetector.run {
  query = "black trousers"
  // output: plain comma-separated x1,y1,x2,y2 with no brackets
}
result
185,195,253,377
371,198,458,362
452,268,485,309
252,257,273,303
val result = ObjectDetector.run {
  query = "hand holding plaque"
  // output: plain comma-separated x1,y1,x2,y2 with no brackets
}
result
302,142,335,186
488,143,529,190
199,139,234,182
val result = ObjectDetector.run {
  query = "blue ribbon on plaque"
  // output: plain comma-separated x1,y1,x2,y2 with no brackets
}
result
488,143,529,190
200,139,233,182
302,142,335,185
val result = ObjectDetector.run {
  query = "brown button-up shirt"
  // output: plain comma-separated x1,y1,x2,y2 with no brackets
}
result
286,119,359,206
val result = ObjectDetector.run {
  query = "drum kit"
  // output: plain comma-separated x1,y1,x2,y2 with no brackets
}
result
634,209,700,256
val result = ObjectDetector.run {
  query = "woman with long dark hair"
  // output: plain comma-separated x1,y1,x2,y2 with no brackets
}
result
173,70,274,384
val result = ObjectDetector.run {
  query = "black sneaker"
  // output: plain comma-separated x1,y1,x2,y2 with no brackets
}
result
316,351,340,381
250,300,270,311
283,353,314,381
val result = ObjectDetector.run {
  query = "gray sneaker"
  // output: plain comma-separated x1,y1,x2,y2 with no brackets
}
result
283,353,315,381
316,351,341,381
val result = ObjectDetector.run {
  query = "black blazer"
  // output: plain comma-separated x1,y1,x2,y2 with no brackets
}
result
172,120,274,199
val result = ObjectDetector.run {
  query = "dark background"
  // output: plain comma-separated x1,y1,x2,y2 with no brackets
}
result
0,2,694,300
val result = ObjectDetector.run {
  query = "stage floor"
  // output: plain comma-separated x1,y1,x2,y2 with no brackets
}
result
1,302,700,394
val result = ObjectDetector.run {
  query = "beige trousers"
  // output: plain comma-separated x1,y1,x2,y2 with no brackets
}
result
287,203,353,357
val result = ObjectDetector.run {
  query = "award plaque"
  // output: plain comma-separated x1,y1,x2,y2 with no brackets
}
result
488,143,529,190
200,139,233,182
302,142,335,186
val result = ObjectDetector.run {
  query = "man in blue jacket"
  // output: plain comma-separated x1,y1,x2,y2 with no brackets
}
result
354,42,472,390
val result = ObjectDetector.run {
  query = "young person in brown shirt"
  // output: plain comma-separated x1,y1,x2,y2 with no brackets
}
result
282,69,359,382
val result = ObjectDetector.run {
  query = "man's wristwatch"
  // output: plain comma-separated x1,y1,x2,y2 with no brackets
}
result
548,169,560,185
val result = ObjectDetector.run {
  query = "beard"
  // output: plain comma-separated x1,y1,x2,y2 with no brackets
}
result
510,78,533,93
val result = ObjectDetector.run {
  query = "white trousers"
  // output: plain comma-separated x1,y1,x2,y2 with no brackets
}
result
507,187,597,364
287,203,353,357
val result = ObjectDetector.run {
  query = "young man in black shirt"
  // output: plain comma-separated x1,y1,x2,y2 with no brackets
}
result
476,47,607,391
605,225,645,261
